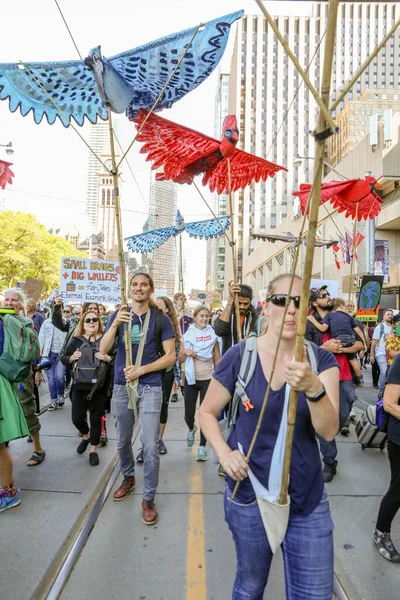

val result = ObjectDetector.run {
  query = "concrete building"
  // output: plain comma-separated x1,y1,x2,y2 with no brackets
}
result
328,89,400,166
206,72,230,297
225,1,400,283
141,174,177,296
86,122,109,228
243,112,400,310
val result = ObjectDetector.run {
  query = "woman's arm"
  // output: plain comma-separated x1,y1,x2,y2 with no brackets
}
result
284,361,339,441
383,383,400,420
199,378,249,481
178,339,186,364
307,315,328,332
212,340,221,367
61,338,81,366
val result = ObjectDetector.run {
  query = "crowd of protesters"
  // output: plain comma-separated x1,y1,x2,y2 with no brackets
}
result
1,275,400,597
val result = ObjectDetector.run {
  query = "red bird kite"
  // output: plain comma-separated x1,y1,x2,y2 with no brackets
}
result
0,160,14,189
293,176,383,221
132,110,287,194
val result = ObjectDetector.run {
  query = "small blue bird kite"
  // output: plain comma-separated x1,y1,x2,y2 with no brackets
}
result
125,209,230,253
0,10,243,127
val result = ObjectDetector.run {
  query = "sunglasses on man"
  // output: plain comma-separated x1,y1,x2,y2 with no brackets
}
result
318,292,331,299
84,317,99,324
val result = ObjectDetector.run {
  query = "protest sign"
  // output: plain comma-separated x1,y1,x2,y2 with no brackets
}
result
43,289,59,309
23,278,44,302
356,275,384,322
155,288,168,299
60,257,121,303
189,289,215,303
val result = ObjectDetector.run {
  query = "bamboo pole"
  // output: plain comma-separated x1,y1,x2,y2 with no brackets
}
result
279,0,339,505
347,203,359,310
179,235,184,297
107,107,133,372
227,158,242,342
253,0,336,134
330,16,400,112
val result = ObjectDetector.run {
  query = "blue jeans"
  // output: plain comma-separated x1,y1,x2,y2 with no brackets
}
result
47,351,66,401
375,354,388,393
224,487,334,600
111,383,162,501
319,379,356,467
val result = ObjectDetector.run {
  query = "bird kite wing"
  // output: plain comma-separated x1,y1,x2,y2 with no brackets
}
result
184,216,230,239
0,11,243,127
120,10,244,118
0,59,105,127
203,148,287,195
330,191,383,221
0,160,14,189
133,110,220,180
124,225,176,253
293,178,383,220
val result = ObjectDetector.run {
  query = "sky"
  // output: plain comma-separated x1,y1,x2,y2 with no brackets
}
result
0,0,314,292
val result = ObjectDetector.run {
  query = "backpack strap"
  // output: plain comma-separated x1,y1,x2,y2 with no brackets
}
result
155,309,164,356
303,339,319,375
229,333,258,425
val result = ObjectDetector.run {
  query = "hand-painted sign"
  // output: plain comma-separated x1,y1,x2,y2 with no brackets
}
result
189,289,215,303
356,275,384,322
60,257,121,303
23,277,44,302
43,289,59,309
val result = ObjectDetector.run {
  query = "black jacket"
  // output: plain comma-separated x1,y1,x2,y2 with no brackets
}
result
214,309,258,356
305,310,324,347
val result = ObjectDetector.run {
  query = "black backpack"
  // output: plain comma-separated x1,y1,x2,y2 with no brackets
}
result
72,337,101,389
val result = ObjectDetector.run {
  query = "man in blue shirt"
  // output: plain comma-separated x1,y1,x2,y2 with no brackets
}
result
101,273,175,526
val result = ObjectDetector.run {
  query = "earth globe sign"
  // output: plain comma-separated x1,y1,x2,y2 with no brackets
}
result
360,281,381,309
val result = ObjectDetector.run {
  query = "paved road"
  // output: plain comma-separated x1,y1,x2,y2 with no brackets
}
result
1,367,399,599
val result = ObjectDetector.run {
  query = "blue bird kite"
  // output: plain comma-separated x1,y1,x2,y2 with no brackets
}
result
125,209,230,253
0,10,243,127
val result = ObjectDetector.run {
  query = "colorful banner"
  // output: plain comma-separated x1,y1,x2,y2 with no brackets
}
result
374,240,389,277
60,257,121,303
356,275,384,322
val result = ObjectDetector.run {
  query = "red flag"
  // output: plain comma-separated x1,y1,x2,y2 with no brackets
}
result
332,243,341,270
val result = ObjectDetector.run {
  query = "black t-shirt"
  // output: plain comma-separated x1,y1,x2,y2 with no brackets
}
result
385,354,400,445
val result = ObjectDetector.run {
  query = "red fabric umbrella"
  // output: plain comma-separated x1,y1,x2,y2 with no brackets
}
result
293,176,383,221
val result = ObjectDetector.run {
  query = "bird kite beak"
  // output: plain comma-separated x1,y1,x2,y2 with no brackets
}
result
232,132,239,142
374,182,383,189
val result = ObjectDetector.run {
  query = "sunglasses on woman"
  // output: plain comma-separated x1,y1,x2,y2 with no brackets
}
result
266,294,301,309
84,317,99,323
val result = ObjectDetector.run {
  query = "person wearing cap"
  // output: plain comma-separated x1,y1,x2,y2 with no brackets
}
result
385,313,400,367
305,285,362,483
214,281,258,356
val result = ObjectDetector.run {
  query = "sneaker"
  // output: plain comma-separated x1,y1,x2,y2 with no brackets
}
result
186,424,197,447
349,410,357,424
113,476,135,502
196,446,207,461
0,489,21,513
170,393,178,403
57,396,65,408
373,384,379,389
322,464,337,483
354,375,364,388
136,448,144,463
48,401,58,411
142,499,158,525
100,433,108,446
340,420,350,436
217,463,226,477
100,416,108,445
373,530,400,562
158,440,168,455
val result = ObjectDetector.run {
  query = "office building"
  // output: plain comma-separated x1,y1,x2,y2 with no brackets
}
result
86,122,109,228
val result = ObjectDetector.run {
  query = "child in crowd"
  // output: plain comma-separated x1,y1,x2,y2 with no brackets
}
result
308,297,366,385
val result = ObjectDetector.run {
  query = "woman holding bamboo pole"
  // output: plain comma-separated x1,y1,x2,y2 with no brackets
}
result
200,273,340,599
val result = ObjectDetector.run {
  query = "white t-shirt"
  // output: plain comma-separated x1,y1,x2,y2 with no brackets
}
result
372,323,392,356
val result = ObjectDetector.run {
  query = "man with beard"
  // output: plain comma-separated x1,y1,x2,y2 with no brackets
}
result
306,285,362,482
214,282,258,355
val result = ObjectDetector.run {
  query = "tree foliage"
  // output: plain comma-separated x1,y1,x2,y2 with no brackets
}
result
0,211,87,297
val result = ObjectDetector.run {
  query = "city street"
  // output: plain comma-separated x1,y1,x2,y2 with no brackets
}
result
0,367,399,599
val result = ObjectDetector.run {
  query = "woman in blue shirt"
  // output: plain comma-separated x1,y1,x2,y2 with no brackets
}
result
200,273,339,600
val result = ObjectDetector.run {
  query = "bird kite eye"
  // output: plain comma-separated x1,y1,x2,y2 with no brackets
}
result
225,129,232,135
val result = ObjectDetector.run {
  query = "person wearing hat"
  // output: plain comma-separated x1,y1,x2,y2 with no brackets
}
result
305,285,362,482
385,313,400,367
214,281,258,356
